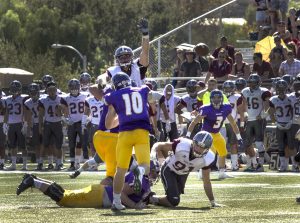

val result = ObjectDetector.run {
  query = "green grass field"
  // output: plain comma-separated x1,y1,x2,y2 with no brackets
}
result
1,169,300,223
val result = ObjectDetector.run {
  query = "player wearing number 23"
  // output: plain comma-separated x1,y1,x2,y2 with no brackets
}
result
186,89,243,179
104,72,154,210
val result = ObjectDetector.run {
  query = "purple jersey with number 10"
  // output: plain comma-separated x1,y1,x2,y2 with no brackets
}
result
104,85,151,132
199,104,232,133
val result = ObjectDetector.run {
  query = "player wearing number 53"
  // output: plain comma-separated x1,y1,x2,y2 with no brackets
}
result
105,72,154,211
186,89,243,179
149,131,223,208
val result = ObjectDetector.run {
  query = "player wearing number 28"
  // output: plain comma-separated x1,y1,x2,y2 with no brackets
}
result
186,89,243,179
105,72,154,211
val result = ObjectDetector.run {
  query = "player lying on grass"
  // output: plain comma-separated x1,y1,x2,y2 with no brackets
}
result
149,131,223,208
16,160,159,209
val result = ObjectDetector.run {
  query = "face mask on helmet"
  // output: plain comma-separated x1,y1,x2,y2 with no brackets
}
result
117,53,133,67
69,80,80,96
10,81,22,96
80,75,91,90
293,82,300,95
210,94,223,109
187,86,197,98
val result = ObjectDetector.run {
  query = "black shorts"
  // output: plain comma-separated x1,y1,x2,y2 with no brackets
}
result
158,121,178,142
88,124,98,144
67,121,83,150
0,123,5,148
276,128,293,153
244,120,265,147
225,123,237,145
43,121,63,149
290,124,299,151
8,123,25,150
161,163,188,201
32,123,42,146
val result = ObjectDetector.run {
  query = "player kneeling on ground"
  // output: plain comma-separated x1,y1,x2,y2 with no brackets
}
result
149,131,223,208
16,160,159,209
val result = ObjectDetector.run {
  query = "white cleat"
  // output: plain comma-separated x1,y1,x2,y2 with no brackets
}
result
111,202,126,211
218,172,233,179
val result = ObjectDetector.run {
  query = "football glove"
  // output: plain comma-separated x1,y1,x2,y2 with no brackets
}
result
138,18,149,35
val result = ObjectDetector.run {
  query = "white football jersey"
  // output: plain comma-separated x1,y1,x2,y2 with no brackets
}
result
61,93,87,123
165,138,215,175
24,98,39,124
270,95,292,124
85,96,105,125
242,87,271,121
80,89,90,97
39,96,62,122
180,94,198,112
5,94,28,124
224,93,243,124
288,92,300,124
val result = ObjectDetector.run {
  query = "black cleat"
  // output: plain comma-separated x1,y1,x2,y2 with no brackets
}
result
35,163,43,171
69,170,81,179
296,197,300,203
68,165,76,171
0,163,4,170
47,163,54,170
133,167,142,194
16,174,34,195
55,164,64,171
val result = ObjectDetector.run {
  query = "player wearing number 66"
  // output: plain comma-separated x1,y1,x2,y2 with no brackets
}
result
149,131,223,208
186,89,244,179
104,72,154,211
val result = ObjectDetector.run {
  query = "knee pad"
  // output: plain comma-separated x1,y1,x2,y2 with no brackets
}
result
255,141,265,153
43,182,65,202
167,196,180,207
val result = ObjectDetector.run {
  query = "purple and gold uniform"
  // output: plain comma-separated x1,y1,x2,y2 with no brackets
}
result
104,85,151,169
199,104,232,156
93,87,119,178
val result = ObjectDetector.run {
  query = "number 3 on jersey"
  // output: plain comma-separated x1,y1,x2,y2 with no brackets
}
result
213,116,223,128
122,92,143,116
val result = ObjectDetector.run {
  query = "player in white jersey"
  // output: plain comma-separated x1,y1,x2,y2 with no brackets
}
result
268,80,293,171
105,18,149,87
149,131,221,207
0,89,6,169
241,74,271,171
38,82,64,170
24,83,44,170
61,79,87,170
288,75,300,172
175,80,201,138
4,80,29,170
40,74,63,97
158,84,181,142
222,81,245,171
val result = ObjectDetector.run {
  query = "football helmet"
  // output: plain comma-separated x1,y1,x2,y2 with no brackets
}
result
10,80,22,96
79,72,91,90
235,78,247,91
275,79,288,96
115,46,133,67
186,79,198,98
210,89,223,109
192,131,213,158
222,80,235,97
271,77,282,89
282,74,294,87
112,72,131,90
293,74,300,95
28,83,40,101
42,74,54,88
248,74,261,90
68,79,80,96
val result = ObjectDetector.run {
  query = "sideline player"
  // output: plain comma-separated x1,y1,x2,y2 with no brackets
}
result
149,131,222,207
16,160,159,209
186,89,243,179
0,89,6,170
105,72,153,210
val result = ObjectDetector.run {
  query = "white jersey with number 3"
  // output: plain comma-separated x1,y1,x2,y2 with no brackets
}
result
85,96,104,125
270,95,292,124
242,87,271,121
165,138,215,175
288,92,300,124
5,94,28,124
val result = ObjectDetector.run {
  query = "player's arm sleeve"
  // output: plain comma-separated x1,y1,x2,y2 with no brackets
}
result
137,60,148,80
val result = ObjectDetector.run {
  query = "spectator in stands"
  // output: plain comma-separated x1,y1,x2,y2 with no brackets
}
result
178,48,202,88
212,36,235,63
172,48,185,88
272,21,292,44
194,43,210,72
279,50,300,77
205,48,231,83
267,0,289,28
287,8,300,38
269,35,287,76
231,51,251,79
252,0,269,39
252,52,274,80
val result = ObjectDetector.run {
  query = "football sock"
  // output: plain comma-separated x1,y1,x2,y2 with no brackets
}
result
251,157,257,167
48,156,53,164
291,156,297,166
33,179,44,189
75,155,81,165
285,157,289,168
246,155,251,168
23,156,27,166
113,192,121,203
231,154,238,168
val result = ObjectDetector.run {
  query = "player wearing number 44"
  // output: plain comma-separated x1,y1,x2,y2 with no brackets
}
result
104,72,155,211
186,89,244,179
